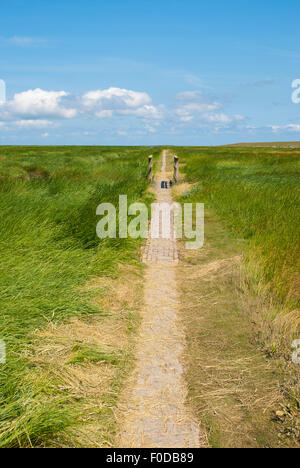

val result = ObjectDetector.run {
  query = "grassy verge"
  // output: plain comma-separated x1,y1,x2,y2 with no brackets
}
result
177,206,299,447
174,146,299,340
172,145,300,447
0,146,160,447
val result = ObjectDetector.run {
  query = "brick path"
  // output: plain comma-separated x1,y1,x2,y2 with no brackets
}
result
118,151,200,448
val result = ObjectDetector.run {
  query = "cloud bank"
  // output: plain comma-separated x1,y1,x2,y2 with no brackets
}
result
0,36,47,47
271,124,300,133
0,85,271,138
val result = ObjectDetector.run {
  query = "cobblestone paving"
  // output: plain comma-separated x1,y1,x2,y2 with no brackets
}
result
118,151,200,448
142,153,179,265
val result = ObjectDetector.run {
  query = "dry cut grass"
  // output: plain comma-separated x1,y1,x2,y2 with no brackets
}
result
177,207,300,448
27,265,143,447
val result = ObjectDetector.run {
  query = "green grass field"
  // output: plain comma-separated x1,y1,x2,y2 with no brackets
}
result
0,146,159,447
0,145,299,448
175,146,300,312
173,145,300,447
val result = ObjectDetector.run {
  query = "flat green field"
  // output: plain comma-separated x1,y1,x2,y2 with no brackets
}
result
0,146,159,447
174,145,300,447
175,145,300,312
0,145,299,448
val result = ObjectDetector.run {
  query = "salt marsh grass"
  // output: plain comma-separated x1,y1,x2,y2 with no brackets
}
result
0,146,160,447
176,146,300,311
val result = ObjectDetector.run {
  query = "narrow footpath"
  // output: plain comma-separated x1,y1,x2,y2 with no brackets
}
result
118,150,200,448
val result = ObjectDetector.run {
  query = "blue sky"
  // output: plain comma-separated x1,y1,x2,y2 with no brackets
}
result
0,0,300,145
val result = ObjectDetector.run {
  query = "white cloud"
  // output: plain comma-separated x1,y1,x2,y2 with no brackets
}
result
0,88,77,120
175,102,221,122
10,36,36,46
271,125,280,133
288,124,300,132
121,104,164,119
174,91,243,128
82,87,163,120
205,113,232,124
15,119,54,129
271,124,300,133
94,110,114,118
83,87,151,109
0,87,163,123
2,36,47,47
0,85,246,136
4,86,164,122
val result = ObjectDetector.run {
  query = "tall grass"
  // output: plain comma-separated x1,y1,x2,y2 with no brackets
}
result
0,146,160,447
175,146,300,309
